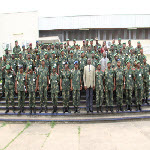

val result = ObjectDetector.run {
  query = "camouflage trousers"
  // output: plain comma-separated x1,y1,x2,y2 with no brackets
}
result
125,89,132,105
116,85,123,106
5,89,14,107
2,78,5,93
105,88,113,106
72,90,80,107
39,86,47,107
143,81,149,99
96,89,104,107
51,92,58,107
18,91,25,107
29,92,35,107
62,90,70,107
135,88,143,106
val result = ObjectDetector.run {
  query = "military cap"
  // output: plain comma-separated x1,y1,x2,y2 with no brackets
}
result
75,43,78,46
128,39,131,41
11,52,15,55
78,45,80,47
6,64,10,70
22,45,25,48
73,39,76,41
90,39,93,41
91,51,95,54
0,57,2,59
61,49,64,52
137,41,140,44
19,51,22,54
118,38,121,40
70,50,74,53
117,59,121,62
41,59,45,61
36,41,39,43
51,43,54,45
81,51,84,54
34,47,37,49
123,42,126,44
97,62,101,65
88,45,91,47
60,42,63,45
126,60,130,63
107,60,111,64
66,39,69,41
4,48,8,51
136,60,140,64
55,42,59,45
29,43,32,46
52,66,56,69
86,39,89,41
114,53,117,57
64,43,66,45
74,61,78,65
44,52,48,55
52,51,55,54
15,40,18,42
19,65,23,69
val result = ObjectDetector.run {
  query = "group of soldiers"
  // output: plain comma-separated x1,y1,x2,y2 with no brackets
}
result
0,38,150,114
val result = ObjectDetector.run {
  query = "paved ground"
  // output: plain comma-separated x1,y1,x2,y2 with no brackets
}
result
0,120,150,150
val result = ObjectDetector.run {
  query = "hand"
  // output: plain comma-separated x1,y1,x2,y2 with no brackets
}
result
38,86,39,91
47,86,49,90
84,86,87,90
113,86,116,91
60,86,62,91
70,87,73,91
15,90,18,93
93,86,95,90
123,84,125,89
25,89,28,93
104,88,105,92
35,88,37,92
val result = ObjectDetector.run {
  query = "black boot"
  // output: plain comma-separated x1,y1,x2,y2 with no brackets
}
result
55,106,58,113
22,107,25,113
145,98,149,105
97,107,99,113
129,105,132,111
74,107,77,113
18,107,22,114
13,107,15,113
110,106,114,113
1,92,5,98
77,107,80,113
125,105,128,111
136,105,139,111
33,107,36,114
100,106,103,113
106,106,108,113
45,106,48,113
39,107,43,113
5,107,9,113
67,106,71,113
63,107,66,113
52,106,55,113
139,105,142,111
116,105,119,112
30,107,32,115
120,105,123,112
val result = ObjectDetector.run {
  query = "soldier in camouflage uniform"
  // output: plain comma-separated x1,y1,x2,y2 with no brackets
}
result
138,47,145,66
104,61,115,112
37,59,49,113
117,38,122,53
91,51,98,68
134,60,143,111
25,54,34,72
50,51,58,74
5,64,16,113
95,63,104,113
114,59,124,112
50,66,59,113
17,51,25,72
124,61,135,111
13,40,21,59
135,41,141,55
15,65,26,114
71,61,82,113
26,66,37,114
60,62,72,113
142,56,150,105
68,50,75,70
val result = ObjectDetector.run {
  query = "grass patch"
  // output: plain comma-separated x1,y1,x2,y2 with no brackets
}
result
1,121,31,150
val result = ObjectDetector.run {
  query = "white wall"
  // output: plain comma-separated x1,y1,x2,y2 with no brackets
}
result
0,11,39,56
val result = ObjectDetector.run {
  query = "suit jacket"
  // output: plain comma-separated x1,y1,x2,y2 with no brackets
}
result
83,65,95,88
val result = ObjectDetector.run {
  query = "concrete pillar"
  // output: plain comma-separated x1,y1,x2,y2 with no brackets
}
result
103,30,106,40
148,29,150,39
109,30,112,40
66,31,68,40
124,29,127,39
98,30,100,40
129,30,131,39
133,30,136,40
142,29,145,39
62,31,64,42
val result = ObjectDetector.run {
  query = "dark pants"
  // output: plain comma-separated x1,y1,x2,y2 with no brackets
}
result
86,87,93,111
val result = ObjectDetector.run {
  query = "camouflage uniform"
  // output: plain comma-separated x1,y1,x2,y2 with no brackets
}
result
114,67,124,110
95,70,104,108
104,67,114,111
71,69,81,109
2,60,7,95
13,45,21,58
16,72,26,109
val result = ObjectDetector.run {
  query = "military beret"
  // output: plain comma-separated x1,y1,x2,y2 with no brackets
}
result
65,62,68,64
22,45,25,48
15,40,18,42
75,44,78,46
6,64,10,70
11,52,15,55
19,65,23,69
91,51,95,54
78,45,80,47
70,50,74,53
60,42,63,45
114,53,117,57
36,41,39,43
137,41,140,44
61,49,64,52
29,43,32,46
28,66,32,70
90,39,93,41
86,39,89,41
52,51,55,54
34,47,37,49
55,42,59,44
73,39,76,41
0,57,2,59
64,43,66,45
123,42,126,44
44,52,48,55
81,51,84,54
19,51,22,54
74,61,78,65
97,62,101,65
41,59,45,61
4,48,8,51
107,60,111,64
98,46,101,49
66,39,69,41
136,60,140,64
51,43,54,45
118,38,121,40
52,66,56,69
128,39,131,42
